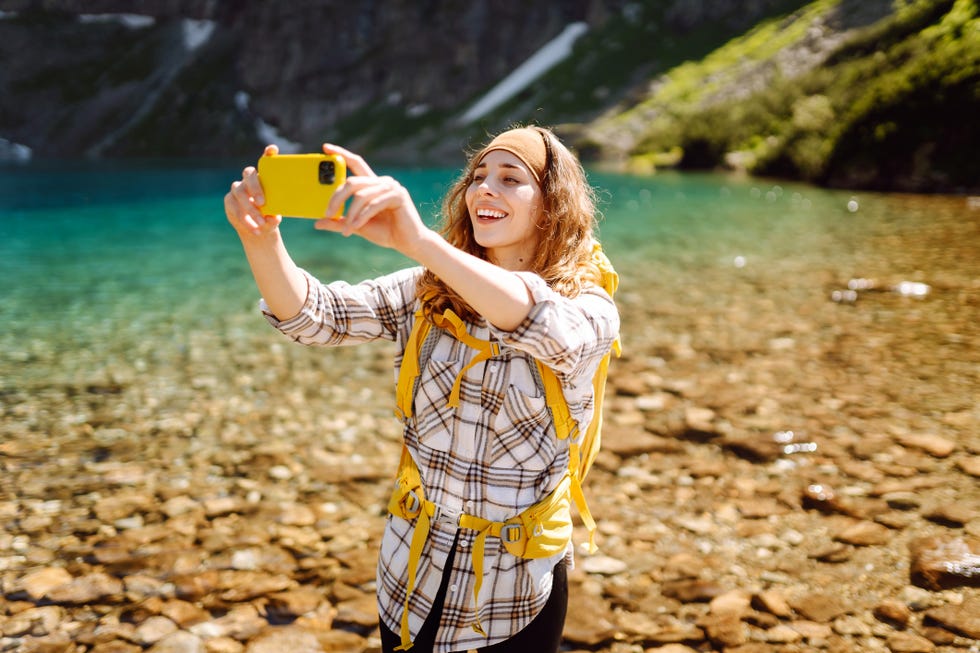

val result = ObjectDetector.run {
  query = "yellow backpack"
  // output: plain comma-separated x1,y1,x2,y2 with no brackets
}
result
387,244,620,650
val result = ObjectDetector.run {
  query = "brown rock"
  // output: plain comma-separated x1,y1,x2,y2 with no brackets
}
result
203,497,245,518
16,633,73,652
883,491,921,511
173,571,221,601
720,645,773,653
787,620,833,640
293,602,338,633
160,599,210,628
623,616,704,645
309,629,369,651
147,631,205,653
895,433,955,458
699,612,746,648
135,616,178,646
123,574,170,600
161,496,205,519
764,624,803,643
684,406,717,432
752,589,793,618
204,638,245,653
832,615,872,637
922,598,980,638
957,456,980,477
919,626,957,645
93,493,155,522
18,566,73,601
612,375,648,397
642,645,699,653
787,592,848,623
266,587,326,620
244,626,322,653
190,604,267,641
561,590,616,647
602,426,682,457
742,610,779,629
876,511,916,530
801,483,857,516
2,614,34,637
886,631,936,653
808,542,854,563
709,589,752,617
719,434,780,462
922,503,974,528
909,536,980,590
45,572,124,604
333,594,378,629
833,520,891,546
661,579,726,603
90,641,143,653
735,497,789,518
873,599,911,628
275,502,316,527
218,571,294,602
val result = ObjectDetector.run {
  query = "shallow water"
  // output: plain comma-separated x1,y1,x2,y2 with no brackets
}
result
1,161,977,419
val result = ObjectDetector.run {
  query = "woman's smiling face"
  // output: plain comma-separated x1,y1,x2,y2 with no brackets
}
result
465,149,543,270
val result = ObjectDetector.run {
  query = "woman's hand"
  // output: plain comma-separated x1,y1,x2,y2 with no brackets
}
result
224,144,282,239
315,144,431,258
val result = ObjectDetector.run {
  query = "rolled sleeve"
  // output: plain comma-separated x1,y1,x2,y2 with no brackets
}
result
261,267,421,347
489,271,619,382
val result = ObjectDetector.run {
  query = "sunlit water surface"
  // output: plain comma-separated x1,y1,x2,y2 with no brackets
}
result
1,161,977,413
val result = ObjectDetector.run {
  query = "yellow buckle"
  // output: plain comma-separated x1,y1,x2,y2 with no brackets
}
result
401,490,421,517
500,523,524,544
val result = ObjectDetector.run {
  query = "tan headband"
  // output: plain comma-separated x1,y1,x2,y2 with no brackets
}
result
475,128,548,183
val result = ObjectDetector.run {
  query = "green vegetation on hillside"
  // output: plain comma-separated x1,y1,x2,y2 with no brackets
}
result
607,0,979,192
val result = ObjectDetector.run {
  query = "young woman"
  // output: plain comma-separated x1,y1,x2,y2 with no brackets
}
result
224,126,620,653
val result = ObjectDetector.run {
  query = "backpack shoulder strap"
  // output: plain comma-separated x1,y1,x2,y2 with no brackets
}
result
395,309,431,420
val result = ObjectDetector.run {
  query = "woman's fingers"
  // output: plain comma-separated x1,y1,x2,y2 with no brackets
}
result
227,173,279,235
344,187,403,237
225,146,283,237
240,165,266,208
317,176,402,237
325,173,378,220
323,143,375,177
224,187,260,232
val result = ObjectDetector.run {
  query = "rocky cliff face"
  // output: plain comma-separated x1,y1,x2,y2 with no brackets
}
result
0,0,807,162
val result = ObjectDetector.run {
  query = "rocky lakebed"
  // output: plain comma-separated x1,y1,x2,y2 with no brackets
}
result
2,206,978,653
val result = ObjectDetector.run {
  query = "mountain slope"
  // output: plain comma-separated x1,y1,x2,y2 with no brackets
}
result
577,0,979,193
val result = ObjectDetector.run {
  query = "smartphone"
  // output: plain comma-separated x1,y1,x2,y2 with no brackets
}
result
257,153,347,218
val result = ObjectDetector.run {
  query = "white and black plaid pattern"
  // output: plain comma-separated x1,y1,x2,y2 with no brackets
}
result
262,266,620,652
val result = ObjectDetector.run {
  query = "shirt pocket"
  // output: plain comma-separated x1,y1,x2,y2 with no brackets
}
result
411,357,460,452
489,384,556,471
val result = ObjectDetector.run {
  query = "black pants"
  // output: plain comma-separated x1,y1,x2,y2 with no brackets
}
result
379,538,568,653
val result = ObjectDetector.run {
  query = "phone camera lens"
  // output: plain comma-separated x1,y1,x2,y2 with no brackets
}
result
319,161,335,185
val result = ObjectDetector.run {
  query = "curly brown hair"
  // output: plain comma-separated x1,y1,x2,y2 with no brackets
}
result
416,126,601,323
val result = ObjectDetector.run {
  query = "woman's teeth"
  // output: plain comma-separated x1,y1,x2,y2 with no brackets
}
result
478,210,506,219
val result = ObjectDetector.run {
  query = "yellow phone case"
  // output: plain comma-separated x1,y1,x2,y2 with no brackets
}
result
257,153,347,219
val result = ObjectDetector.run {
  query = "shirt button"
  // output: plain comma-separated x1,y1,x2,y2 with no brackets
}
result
450,584,458,593
459,539,469,549
465,500,474,512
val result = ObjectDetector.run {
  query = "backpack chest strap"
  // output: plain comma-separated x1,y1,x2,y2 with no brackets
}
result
430,310,500,408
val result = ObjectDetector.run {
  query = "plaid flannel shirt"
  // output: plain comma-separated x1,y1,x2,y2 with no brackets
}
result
262,265,619,652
